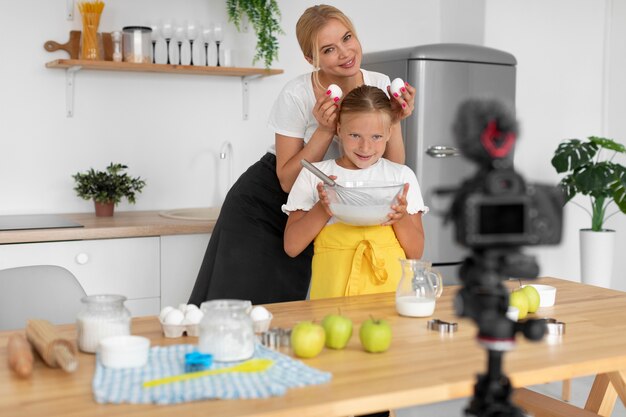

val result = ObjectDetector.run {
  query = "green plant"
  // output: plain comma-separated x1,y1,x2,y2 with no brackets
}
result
73,163,146,205
226,0,283,68
551,136,626,231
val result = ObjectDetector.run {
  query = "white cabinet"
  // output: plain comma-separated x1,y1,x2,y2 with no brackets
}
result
160,234,211,309
0,237,160,317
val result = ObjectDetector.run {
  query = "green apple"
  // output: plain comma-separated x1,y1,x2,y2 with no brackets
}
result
522,285,541,313
291,321,326,358
322,313,353,349
509,290,529,320
359,318,392,353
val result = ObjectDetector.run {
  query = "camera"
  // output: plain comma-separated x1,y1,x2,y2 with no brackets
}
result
452,167,563,248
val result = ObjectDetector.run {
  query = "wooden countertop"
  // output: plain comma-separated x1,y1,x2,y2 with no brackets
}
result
2,278,626,416
0,211,215,244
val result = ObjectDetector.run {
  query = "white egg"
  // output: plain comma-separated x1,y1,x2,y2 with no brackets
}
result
250,306,271,321
390,78,405,97
327,84,343,101
185,308,204,324
163,309,185,325
178,303,189,313
159,306,175,322
185,304,200,311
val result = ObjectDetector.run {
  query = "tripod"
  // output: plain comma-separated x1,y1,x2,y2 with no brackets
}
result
455,249,546,417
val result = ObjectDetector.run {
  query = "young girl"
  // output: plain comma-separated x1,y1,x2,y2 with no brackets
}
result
188,5,415,306
283,86,428,299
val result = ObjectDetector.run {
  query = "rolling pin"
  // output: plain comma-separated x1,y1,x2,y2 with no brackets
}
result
7,333,34,378
26,319,78,373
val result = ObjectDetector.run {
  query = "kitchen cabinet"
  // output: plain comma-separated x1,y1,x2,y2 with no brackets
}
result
45,59,283,118
0,237,160,317
160,233,210,309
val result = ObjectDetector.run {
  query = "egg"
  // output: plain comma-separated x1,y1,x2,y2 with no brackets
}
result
327,84,343,101
185,303,200,311
163,309,185,325
390,78,405,97
178,303,189,314
159,306,175,322
250,306,271,321
185,308,204,324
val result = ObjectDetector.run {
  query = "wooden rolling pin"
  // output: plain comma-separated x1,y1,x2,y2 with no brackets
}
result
7,333,34,378
25,320,78,373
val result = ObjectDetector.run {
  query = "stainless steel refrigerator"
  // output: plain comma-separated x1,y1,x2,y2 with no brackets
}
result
363,43,517,284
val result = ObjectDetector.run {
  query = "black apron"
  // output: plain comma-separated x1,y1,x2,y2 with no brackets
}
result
188,153,313,306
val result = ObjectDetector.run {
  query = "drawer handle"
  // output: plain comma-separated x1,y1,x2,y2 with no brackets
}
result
75,253,89,265
426,145,460,158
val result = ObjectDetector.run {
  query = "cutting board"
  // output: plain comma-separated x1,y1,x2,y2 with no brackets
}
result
44,31,113,61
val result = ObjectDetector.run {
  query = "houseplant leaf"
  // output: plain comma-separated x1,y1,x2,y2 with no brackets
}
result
590,136,626,153
551,139,597,174
574,162,616,198
611,164,626,213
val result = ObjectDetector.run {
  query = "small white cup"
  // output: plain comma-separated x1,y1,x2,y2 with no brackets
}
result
99,335,150,368
527,284,557,307
506,306,519,321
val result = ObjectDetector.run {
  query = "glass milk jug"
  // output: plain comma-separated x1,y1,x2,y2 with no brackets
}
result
198,299,254,362
396,260,443,317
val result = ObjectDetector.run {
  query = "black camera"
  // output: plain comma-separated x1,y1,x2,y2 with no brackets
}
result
453,168,563,248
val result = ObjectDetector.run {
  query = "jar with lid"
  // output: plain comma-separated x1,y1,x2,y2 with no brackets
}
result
77,294,131,353
198,299,254,362
122,26,152,63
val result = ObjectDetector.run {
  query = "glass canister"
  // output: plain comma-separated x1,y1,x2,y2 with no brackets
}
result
76,294,131,353
198,299,254,362
122,26,152,63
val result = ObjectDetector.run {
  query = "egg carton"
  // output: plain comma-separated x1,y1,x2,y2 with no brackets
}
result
159,319,200,338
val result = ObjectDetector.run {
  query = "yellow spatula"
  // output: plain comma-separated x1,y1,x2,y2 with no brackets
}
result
142,358,274,388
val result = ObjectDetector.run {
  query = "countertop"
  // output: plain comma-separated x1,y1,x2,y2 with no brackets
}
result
0,211,215,244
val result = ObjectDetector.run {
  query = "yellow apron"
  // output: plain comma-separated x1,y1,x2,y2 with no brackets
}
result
310,222,406,299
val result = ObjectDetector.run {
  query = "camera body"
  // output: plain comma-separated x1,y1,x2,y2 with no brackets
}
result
453,167,563,248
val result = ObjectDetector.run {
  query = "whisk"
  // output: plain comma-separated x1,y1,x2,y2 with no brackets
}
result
300,159,375,205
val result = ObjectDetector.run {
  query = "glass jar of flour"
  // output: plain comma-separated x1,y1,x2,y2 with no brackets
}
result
199,299,254,362
77,294,131,353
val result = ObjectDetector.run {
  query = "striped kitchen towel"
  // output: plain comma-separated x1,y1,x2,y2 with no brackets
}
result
92,343,331,404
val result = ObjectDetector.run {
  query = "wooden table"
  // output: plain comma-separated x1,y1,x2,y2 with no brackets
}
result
2,277,626,417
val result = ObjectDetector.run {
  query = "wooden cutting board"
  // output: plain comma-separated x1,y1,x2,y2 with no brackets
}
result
44,31,113,61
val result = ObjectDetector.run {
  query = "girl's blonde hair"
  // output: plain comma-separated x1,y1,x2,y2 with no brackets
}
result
339,85,397,125
296,5,358,90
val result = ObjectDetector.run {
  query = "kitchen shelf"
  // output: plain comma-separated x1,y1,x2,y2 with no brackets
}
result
46,59,284,118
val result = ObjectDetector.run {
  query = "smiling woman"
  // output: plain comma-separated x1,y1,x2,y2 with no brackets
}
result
188,5,416,317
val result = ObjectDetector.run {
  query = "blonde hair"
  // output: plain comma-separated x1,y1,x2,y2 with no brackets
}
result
339,85,397,125
296,5,358,90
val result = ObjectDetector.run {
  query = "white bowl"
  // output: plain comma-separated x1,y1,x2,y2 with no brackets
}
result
325,181,404,226
99,335,150,369
528,284,557,307
506,306,519,321
252,312,273,333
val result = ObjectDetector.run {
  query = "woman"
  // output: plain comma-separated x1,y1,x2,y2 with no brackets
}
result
188,5,415,306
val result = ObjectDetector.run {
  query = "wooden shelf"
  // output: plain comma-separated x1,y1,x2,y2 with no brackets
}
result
45,59,284,77
45,59,284,118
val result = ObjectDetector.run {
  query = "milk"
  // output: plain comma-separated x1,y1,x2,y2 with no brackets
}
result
396,296,436,317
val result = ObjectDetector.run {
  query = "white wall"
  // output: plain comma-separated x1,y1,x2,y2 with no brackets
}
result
1,0,624,288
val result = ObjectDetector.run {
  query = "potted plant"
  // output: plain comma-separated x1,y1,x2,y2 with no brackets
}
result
226,0,283,68
551,136,626,287
72,163,146,217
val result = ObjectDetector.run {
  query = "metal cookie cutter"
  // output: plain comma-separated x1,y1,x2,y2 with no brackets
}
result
427,319,458,334
544,318,566,336
260,328,292,349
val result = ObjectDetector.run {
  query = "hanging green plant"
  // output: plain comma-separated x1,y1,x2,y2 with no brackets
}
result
226,0,283,68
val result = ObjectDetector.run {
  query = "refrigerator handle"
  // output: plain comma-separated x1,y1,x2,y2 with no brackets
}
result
425,145,460,158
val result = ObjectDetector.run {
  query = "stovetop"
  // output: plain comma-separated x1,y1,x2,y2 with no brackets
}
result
0,214,84,231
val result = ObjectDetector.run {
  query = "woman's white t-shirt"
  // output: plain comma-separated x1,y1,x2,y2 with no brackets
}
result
282,158,429,225
267,69,391,160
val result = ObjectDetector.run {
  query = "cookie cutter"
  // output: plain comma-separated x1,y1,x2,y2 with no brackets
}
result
544,318,565,336
260,328,292,349
427,319,458,334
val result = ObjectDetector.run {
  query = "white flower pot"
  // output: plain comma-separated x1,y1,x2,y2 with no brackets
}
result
580,229,615,288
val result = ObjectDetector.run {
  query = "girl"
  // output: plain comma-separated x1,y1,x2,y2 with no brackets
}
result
283,85,427,299
188,5,415,306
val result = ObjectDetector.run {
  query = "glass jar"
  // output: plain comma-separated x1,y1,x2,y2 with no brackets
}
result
77,294,131,353
395,259,443,317
198,299,254,362
122,26,152,63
